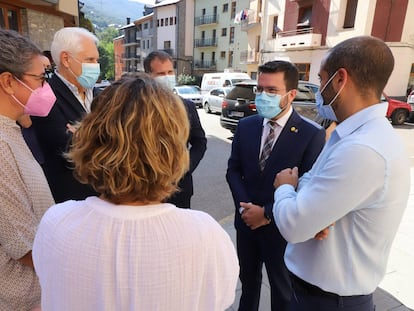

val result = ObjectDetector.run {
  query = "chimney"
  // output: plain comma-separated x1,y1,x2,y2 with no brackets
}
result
126,17,131,24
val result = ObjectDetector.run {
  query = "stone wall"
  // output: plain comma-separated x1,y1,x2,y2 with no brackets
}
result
23,9,64,52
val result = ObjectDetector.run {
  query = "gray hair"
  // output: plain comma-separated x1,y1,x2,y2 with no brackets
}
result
0,29,41,79
51,27,99,68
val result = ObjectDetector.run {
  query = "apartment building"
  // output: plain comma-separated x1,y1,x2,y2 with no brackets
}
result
0,0,79,51
259,0,414,96
193,0,249,77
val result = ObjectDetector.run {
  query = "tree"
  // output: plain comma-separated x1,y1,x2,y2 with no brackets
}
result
96,27,118,81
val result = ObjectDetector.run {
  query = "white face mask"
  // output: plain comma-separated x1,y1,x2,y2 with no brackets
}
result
154,75,176,90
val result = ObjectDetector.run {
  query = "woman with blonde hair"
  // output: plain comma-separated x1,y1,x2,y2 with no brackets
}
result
33,74,238,311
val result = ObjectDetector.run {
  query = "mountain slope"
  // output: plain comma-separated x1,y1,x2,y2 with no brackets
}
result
82,0,145,28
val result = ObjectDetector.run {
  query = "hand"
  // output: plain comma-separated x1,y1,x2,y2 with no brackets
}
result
66,123,77,134
274,167,298,189
240,202,270,230
314,223,335,240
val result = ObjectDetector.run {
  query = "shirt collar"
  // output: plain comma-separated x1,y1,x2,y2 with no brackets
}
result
333,102,388,140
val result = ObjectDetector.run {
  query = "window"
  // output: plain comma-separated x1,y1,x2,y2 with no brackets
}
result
170,17,173,25
228,51,234,67
272,16,280,38
202,8,206,15
161,19,164,26
165,18,168,26
295,63,311,81
175,17,177,24
297,6,312,29
221,28,227,36
157,19,159,27
137,40,141,48
220,51,226,58
230,2,236,19
343,0,358,28
212,51,215,62
164,40,171,49
223,3,228,13
0,5,20,31
229,27,235,44
144,23,148,29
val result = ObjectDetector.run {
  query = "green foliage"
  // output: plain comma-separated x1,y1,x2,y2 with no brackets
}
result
96,27,118,81
177,73,197,85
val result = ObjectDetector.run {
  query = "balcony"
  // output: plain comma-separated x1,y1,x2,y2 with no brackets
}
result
240,50,259,64
194,37,218,48
194,60,216,69
195,14,218,26
274,27,321,50
240,10,261,31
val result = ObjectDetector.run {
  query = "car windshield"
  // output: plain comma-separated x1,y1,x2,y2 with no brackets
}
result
226,85,256,101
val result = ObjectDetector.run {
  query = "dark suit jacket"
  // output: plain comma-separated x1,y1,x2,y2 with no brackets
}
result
167,98,207,207
226,111,325,232
31,74,98,203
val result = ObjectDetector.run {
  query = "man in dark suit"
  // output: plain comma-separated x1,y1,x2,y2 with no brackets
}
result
31,27,100,203
226,61,325,311
144,51,207,208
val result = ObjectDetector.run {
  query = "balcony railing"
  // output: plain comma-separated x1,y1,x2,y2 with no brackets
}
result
240,10,261,31
195,14,218,26
194,60,216,69
274,27,322,50
240,50,259,64
194,37,218,47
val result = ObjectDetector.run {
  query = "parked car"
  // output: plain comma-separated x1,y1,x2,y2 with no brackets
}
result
202,86,234,114
220,80,325,133
408,90,414,105
383,93,413,125
173,85,203,108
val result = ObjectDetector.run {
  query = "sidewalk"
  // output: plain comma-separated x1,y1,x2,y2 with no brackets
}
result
221,169,414,311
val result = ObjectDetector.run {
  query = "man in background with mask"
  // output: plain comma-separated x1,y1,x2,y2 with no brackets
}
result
226,60,325,311
273,36,410,311
31,27,100,203
144,50,207,208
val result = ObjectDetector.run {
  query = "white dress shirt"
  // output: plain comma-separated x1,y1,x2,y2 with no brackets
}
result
33,197,239,310
273,102,410,295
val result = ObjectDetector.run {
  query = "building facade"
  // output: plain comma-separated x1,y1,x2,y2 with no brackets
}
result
260,0,414,97
0,0,78,52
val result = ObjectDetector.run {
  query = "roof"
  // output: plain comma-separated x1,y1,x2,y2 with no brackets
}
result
150,0,180,8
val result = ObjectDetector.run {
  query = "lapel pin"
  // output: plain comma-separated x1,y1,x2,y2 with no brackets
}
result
290,126,298,133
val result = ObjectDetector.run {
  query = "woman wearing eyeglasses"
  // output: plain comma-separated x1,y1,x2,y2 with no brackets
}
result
0,29,55,311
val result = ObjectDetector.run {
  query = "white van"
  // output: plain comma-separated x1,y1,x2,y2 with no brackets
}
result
201,72,251,93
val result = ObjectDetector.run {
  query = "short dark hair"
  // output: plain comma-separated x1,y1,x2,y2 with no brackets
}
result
323,36,394,98
143,50,173,73
258,61,299,91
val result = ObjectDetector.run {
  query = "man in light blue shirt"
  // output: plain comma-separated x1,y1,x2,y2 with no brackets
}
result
273,36,410,311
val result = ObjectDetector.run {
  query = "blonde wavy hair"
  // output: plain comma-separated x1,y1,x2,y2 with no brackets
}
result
67,73,190,204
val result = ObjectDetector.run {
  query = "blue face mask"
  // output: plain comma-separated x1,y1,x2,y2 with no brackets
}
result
77,63,100,88
316,70,342,122
255,92,288,119
155,75,176,90
69,56,100,89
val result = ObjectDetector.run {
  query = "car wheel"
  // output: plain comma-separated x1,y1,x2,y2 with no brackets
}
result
204,102,211,114
391,109,408,125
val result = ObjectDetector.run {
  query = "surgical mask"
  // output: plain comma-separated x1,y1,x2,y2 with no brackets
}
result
315,71,343,122
12,78,56,117
155,75,176,90
70,57,100,88
255,92,288,119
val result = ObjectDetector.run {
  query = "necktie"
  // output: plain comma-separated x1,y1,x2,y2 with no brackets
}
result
259,121,276,171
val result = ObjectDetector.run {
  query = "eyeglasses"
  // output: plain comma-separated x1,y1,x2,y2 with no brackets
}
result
253,86,287,97
24,70,53,86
